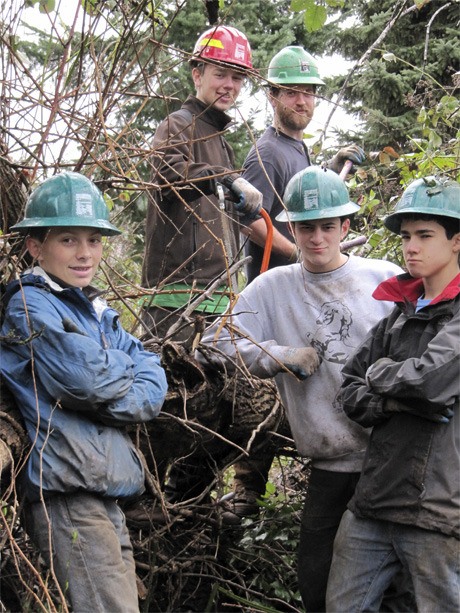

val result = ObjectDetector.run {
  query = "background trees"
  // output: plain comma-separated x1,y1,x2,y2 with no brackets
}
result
1,0,458,610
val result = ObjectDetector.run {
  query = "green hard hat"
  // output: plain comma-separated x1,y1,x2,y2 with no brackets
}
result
276,166,360,222
385,176,460,234
11,172,121,236
267,46,325,86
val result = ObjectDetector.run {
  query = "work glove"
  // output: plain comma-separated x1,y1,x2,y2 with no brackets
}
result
328,144,365,175
221,176,263,219
384,397,454,424
272,346,321,380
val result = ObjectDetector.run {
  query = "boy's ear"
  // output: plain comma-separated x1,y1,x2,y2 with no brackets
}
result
340,218,350,239
453,232,460,254
26,236,42,259
191,66,204,89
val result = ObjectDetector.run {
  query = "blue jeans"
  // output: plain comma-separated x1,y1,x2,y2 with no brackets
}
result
298,469,414,612
24,492,139,613
327,510,460,613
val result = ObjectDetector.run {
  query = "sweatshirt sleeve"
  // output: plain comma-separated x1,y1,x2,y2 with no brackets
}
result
197,291,288,378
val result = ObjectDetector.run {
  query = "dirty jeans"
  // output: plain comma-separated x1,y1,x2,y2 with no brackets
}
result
297,469,415,613
24,492,139,613
327,509,459,613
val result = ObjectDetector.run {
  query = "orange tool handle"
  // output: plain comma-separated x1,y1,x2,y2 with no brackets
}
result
260,208,273,273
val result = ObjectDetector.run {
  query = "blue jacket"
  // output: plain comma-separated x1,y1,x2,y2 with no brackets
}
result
1,268,168,501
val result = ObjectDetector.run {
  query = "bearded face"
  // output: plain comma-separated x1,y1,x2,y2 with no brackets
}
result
271,86,316,135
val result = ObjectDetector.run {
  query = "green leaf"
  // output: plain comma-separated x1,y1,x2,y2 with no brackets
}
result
81,0,99,16
39,0,55,14
304,3,327,33
427,129,442,149
417,107,427,124
104,194,115,212
413,0,431,9
290,0,310,11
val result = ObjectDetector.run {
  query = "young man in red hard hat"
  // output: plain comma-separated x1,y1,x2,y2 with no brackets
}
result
142,25,261,344
140,26,262,503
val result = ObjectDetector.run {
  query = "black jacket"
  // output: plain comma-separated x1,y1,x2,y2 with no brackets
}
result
341,273,460,538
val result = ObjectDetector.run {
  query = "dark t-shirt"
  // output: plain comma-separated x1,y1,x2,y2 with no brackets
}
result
242,126,311,282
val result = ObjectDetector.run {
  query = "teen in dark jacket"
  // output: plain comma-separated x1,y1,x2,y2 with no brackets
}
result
327,176,460,613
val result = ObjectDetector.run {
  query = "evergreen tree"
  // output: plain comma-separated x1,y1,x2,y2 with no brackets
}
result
316,0,459,150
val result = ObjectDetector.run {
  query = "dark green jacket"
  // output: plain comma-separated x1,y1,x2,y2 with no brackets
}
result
342,273,460,538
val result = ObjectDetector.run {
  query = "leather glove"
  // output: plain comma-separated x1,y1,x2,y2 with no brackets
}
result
273,346,321,380
328,144,365,174
221,176,263,219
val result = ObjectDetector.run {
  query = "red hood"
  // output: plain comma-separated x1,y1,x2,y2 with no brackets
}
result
373,272,460,306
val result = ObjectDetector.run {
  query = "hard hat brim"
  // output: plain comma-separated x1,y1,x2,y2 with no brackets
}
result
267,76,325,86
276,201,360,222
11,217,121,236
385,207,460,234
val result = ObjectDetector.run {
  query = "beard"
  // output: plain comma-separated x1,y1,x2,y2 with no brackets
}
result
277,103,313,133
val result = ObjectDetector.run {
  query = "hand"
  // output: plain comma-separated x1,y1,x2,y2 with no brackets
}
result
278,347,321,380
223,176,263,219
384,398,454,424
328,144,365,174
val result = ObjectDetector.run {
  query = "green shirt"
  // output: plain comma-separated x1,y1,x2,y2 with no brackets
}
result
143,283,231,315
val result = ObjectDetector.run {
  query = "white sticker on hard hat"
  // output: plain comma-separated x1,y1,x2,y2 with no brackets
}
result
75,194,93,216
303,189,319,210
234,44,246,61
300,62,311,73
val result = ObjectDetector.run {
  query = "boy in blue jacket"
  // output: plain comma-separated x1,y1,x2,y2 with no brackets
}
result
1,172,168,613
327,175,460,612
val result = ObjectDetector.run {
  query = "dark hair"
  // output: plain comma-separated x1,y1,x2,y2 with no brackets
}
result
27,228,50,242
399,213,460,239
190,60,204,71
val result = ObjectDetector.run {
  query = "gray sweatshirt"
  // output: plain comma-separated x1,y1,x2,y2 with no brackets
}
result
198,255,402,472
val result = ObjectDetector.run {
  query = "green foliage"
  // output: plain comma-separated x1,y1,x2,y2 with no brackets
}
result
319,0,459,150
222,478,304,610
24,0,55,13
345,84,459,266
290,0,345,32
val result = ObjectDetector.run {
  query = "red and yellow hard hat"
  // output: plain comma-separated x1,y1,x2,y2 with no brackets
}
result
191,25,253,70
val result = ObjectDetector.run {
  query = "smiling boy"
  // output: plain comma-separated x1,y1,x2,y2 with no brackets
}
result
1,172,168,613
326,176,460,612
196,166,408,610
